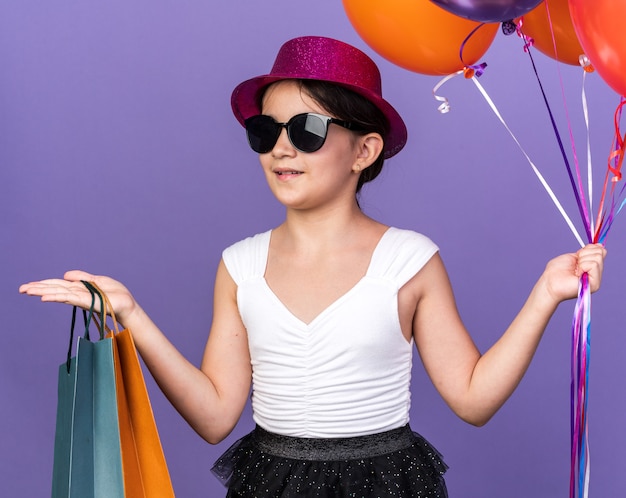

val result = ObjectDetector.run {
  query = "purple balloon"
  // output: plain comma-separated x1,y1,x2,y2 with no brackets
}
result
430,0,544,23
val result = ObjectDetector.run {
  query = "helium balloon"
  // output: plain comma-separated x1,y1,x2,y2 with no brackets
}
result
569,0,626,96
342,0,498,76
522,0,585,66
430,0,543,23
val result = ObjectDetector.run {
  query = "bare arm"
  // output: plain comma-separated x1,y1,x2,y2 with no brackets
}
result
19,259,251,444
409,244,606,426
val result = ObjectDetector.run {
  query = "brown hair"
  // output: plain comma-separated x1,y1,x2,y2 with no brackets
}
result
299,80,390,195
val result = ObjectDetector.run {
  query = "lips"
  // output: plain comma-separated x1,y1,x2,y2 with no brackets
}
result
275,170,302,176
273,167,304,179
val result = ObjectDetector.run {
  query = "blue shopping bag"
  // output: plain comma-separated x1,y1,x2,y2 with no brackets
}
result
51,286,125,498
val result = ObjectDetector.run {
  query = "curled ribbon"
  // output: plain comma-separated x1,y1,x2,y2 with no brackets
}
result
431,22,489,113
608,99,626,183
515,18,534,53
432,71,463,113
592,98,626,245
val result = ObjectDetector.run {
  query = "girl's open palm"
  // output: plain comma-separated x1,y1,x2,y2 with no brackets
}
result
19,270,138,326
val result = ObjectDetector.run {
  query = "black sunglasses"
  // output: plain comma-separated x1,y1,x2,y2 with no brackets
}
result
244,112,361,154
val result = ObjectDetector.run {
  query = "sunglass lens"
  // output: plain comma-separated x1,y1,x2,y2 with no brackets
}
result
289,114,327,153
245,115,280,153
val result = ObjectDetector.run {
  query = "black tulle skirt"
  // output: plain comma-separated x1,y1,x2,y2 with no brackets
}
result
211,424,448,497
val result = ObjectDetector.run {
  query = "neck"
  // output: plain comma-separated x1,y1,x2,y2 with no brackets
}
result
276,201,380,250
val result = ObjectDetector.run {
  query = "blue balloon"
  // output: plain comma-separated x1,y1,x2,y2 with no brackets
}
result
430,0,544,23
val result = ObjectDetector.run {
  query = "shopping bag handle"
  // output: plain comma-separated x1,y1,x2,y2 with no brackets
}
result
65,283,97,373
81,281,108,339
81,281,121,337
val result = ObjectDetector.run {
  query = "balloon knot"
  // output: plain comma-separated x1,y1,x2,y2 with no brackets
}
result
501,20,517,36
579,55,594,73
464,62,487,79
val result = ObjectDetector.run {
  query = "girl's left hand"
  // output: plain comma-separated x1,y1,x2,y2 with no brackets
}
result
543,243,607,303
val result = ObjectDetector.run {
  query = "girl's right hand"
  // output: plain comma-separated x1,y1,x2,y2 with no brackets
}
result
19,270,138,326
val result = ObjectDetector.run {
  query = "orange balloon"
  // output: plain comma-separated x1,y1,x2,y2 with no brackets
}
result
569,0,626,96
342,0,498,75
522,0,584,66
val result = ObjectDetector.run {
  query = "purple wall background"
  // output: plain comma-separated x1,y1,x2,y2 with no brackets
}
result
2,1,625,496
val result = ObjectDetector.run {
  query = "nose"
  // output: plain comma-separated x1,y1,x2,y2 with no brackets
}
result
271,124,295,155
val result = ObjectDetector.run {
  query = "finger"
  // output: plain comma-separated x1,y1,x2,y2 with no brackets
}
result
577,259,603,275
577,246,606,268
63,269,99,282
578,244,607,258
20,280,97,308
577,249,606,293
19,278,74,293
574,244,605,269
19,272,97,293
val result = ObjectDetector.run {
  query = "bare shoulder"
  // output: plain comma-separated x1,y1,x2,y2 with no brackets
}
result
396,253,450,340
400,252,450,303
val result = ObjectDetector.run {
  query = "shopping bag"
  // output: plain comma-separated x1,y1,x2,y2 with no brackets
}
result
51,285,125,498
87,281,175,498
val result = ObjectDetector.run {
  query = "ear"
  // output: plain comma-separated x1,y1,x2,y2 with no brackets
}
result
352,133,384,173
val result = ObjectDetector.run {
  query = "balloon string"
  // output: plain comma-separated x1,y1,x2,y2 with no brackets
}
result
544,0,560,62
570,274,591,498
534,16,600,492
540,1,593,237
470,76,585,247
600,178,626,246
594,98,626,244
580,66,595,236
459,22,488,77
522,11,610,495
517,21,620,498
607,98,626,183
518,27,592,243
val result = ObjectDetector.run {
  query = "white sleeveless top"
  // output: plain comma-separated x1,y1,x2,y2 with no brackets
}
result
222,227,439,438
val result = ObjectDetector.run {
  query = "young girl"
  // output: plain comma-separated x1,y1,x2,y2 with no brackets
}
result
20,36,606,497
